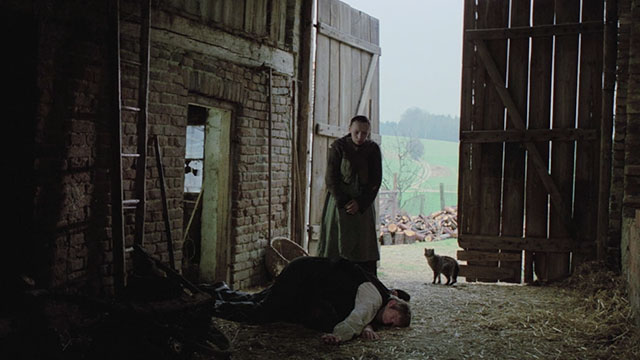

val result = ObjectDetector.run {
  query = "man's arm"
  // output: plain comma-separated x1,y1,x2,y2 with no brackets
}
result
322,282,382,344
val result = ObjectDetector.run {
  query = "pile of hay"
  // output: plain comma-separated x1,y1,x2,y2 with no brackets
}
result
556,261,640,359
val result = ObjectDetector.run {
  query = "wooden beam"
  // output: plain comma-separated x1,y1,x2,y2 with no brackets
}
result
460,128,597,143
459,265,517,280
152,11,295,75
316,21,381,55
474,39,576,239
356,54,379,115
458,234,591,252
465,21,603,40
457,250,522,262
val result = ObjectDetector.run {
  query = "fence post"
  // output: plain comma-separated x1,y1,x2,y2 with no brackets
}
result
440,183,445,210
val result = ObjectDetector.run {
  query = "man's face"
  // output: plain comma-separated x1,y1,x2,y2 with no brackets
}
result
381,302,402,326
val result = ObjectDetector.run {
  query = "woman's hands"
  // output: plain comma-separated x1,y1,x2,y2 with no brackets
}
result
345,199,360,215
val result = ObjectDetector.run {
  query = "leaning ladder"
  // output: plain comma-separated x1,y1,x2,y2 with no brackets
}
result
110,0,151,295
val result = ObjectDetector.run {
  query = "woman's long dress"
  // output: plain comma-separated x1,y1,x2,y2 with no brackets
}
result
317,134,382,262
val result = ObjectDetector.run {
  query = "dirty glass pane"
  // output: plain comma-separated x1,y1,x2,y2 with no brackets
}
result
184,125,204,193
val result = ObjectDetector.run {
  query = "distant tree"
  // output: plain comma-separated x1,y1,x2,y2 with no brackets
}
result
382,134,430,209
407,138,424,160
380,107,460,142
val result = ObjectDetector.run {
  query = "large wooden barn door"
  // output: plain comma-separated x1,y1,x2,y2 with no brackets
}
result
458,0,605,283
307,0,381,255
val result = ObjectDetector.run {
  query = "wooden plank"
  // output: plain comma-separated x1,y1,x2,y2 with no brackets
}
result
525,0,554,284
110,0,126,294
359,12,371,117
152,12,295,75
458,0,484,282
547,0,580,281
279,0,288,45
350,6,362,116
500,0,530,284
233,0,245,30
356,54,378,115
222,0,234,28
211,0,223,24
369,16,380,126
458,235,583,252
472,0,509,282
457,250,522,262
460,128,597,143
244,0,256,34
328,0,340,129
465,21,603,40
596,0,617,261
253,0,268,37
316,22,382,55
458,0,476,239
338,2,352,128
459,265,518,281
573,0,604,268
475,40,576,238
308,0,332,255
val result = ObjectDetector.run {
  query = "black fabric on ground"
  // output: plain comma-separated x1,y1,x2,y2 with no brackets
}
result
207,257,394,332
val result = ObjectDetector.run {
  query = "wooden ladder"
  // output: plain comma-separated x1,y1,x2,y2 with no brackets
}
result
110,0,151,295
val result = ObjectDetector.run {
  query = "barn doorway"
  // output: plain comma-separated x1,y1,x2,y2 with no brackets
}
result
182,104,232,284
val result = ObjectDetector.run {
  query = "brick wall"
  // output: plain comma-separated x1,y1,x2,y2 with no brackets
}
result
33,2,114,293
28,1,297,294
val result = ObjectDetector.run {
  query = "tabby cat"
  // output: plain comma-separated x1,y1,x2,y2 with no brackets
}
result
424,248,459,285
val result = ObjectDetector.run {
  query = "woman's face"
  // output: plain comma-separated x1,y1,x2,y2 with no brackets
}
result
349,121,370,146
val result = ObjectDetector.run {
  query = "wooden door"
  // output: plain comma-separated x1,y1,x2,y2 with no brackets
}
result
458,0,606,283
307,0,381,254
200,106,232,283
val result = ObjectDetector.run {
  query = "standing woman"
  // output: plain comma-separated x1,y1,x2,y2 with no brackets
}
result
317,115,382,275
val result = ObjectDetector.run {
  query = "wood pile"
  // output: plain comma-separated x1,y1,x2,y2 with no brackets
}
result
379,206,458,245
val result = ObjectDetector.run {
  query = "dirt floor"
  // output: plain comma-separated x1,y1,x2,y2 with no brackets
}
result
211,241,640,360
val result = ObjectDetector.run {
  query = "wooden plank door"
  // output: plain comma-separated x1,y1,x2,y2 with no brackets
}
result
458,0,606,283
307,0,381,255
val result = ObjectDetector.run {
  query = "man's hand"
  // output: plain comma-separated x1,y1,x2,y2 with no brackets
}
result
345,200,360,215
321,334,341,345
360,325,379,340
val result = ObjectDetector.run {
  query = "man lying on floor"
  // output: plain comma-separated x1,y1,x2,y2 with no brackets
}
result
202,256,411,345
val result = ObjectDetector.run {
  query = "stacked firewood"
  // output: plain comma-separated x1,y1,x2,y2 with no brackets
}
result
379,206,458,245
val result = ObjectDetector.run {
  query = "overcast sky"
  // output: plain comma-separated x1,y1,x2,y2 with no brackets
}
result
343,0,464,122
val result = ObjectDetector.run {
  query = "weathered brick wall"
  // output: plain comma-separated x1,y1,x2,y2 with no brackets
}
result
33,2,114,293
27,1,297,293
140,40,294,288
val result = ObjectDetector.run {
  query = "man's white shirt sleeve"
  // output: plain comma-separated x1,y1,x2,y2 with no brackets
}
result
331,282,382,341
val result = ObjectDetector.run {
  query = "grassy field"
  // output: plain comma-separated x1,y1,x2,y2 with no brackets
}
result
377,238,461,283
380,136,458,215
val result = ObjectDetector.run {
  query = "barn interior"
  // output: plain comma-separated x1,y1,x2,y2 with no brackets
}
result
0,0,639,359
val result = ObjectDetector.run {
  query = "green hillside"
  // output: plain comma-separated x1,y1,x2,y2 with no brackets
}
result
380,135,459,216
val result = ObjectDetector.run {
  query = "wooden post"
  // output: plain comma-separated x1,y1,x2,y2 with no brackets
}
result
439,183,445,210
392,173,398,218
597,0,617,262
155,136,175,270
